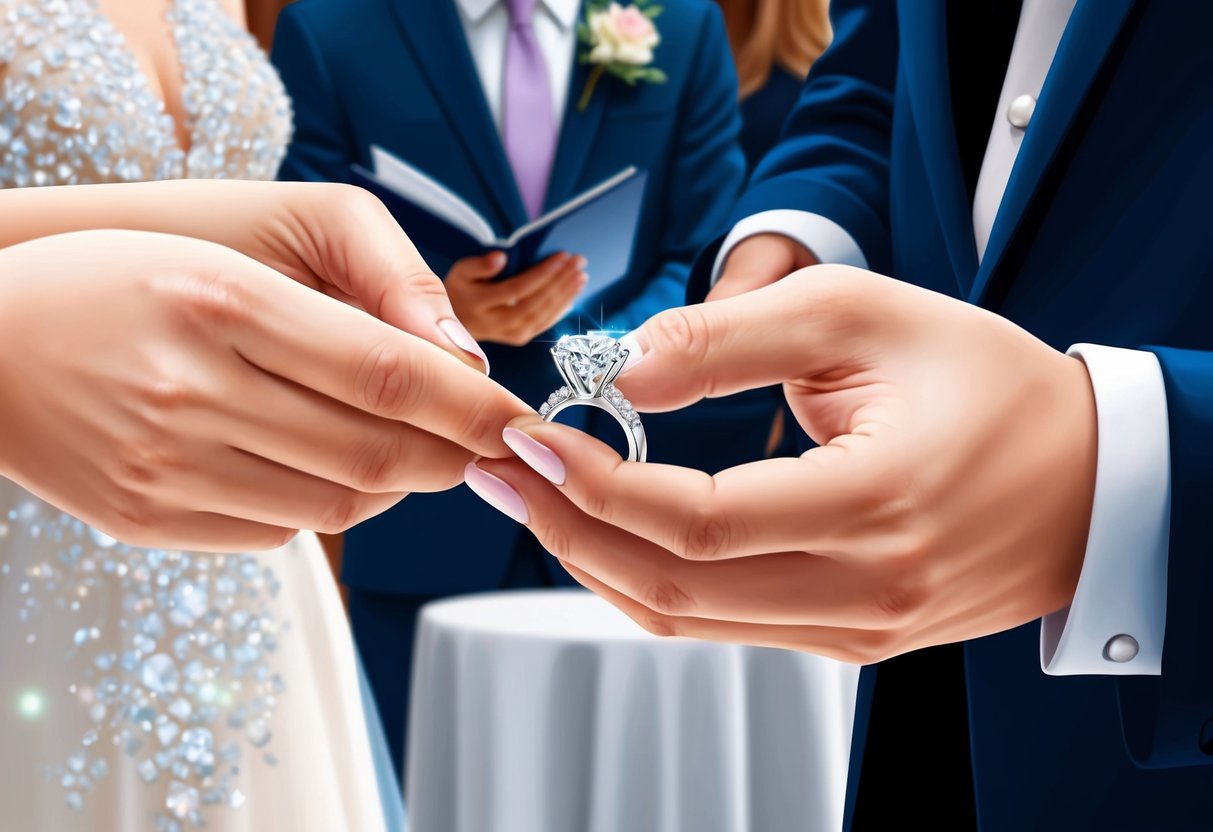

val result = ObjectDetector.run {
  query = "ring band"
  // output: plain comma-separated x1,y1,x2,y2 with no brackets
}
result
539,333,648,462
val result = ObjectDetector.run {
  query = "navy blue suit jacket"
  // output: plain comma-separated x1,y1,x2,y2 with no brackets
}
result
272,0,749,594
693,1,1213,828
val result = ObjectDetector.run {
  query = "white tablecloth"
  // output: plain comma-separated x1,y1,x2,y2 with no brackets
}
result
405,590,859,832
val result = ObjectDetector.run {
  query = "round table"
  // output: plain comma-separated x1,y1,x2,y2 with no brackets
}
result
405,590,859,832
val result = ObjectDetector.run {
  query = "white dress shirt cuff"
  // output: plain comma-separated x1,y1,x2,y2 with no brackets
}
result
1041,344,1170,676
710,209,868,286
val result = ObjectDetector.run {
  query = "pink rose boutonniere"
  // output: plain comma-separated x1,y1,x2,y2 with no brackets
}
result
576,0,667,111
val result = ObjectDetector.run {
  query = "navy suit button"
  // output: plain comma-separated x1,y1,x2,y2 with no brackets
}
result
1007,93,1037,129
1103,634,1139,662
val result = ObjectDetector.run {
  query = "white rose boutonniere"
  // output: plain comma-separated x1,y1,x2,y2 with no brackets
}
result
577,0,667,111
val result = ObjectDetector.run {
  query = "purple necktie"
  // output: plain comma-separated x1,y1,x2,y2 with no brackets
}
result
503,0,557,219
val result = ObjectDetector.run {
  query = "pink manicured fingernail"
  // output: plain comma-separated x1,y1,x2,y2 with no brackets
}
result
438,318,490,375
503,427,566,485
464,463,528,524
618,332,645,375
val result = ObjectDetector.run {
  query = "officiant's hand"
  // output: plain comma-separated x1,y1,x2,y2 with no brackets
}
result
0,231,530,553
471,266,1099,663
446,252,588,346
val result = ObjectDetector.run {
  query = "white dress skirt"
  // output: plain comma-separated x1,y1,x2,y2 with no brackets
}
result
0,479,400,831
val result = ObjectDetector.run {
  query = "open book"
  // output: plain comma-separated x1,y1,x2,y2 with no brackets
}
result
352,145,647,299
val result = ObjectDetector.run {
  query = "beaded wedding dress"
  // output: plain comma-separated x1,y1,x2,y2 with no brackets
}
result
0,2,397,830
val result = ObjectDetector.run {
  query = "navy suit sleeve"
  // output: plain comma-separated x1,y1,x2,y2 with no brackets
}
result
1119,346,1213,769
608,4,745,331
738,0,897,270
271,6,354,183
687,0,898,302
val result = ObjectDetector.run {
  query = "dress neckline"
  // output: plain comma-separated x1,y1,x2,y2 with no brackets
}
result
87,0,195,155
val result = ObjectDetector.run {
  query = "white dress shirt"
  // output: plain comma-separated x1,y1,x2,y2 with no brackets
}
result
713,0,1170,676
454,0,580,139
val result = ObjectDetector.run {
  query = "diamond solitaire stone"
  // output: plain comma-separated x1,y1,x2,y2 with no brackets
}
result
541,332,647,460
552,334,626,397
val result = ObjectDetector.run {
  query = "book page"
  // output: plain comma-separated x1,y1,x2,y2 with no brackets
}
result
506,167,638,247
371,145,496,245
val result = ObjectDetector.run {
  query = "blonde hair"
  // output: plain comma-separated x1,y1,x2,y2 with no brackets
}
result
718,0,832,99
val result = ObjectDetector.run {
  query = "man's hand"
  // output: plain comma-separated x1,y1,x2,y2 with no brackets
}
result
706,233,818,302
445,252,588,346
470,266,1099,663
0,231,530,553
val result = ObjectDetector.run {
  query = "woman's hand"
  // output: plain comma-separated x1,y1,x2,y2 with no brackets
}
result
445,252,588,346
468,266,1099,663
0,180,490,370
0,230,530,553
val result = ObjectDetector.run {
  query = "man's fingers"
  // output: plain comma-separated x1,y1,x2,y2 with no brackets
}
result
569,558,972,663
500,416,900,560
617,266,884,412
186,264,529,458
476,457,916,631
559,563,882,665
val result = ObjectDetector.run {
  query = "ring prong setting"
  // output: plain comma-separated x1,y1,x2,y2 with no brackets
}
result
540,334,647,461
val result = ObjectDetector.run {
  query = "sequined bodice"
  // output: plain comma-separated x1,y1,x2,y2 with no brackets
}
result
0,5,297,826
0,0,292,187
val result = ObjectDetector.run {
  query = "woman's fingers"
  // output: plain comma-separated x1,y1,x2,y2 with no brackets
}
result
201,366,474,493
109,508,300,555
307,187,492,370
189,263,530,459
144,445,406,534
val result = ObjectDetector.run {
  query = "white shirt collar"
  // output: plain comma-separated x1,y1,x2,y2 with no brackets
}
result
455,0,580,30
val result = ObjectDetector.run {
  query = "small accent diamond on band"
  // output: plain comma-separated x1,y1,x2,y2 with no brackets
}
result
539,333,647,462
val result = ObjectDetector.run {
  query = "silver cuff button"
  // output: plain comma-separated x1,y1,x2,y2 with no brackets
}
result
1104,634,1140,663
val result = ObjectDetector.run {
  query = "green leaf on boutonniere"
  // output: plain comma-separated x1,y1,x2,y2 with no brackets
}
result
643,5,663,17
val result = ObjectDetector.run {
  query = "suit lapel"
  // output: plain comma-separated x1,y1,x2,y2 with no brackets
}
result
388,0,530,232
969,0,1139,306
544,48,610,210
899,0,977,297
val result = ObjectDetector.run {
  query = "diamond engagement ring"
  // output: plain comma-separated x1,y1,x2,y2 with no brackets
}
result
539,333,648,462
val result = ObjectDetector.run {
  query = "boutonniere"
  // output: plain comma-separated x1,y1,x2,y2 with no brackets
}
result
576,0,667,111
